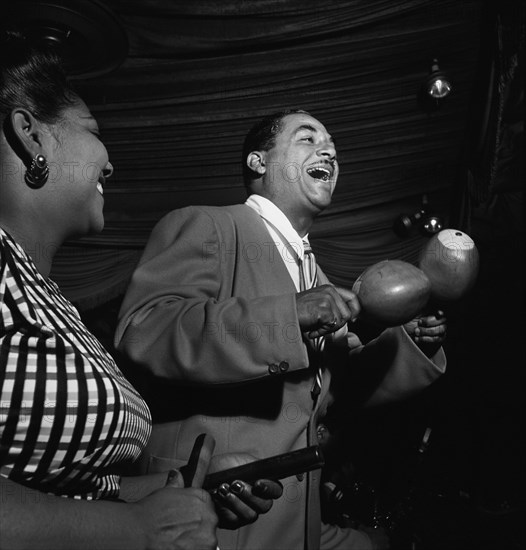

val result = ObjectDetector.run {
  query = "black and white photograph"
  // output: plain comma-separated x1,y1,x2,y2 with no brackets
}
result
1,1,523,549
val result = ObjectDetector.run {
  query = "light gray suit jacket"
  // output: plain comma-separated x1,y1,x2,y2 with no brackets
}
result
115,203,446,550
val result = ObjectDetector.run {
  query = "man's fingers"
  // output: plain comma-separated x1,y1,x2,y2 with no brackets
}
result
296,285,361,335
415,335,445,343
420,325,446,336
313,285,353,327
329,289,353,323
419,315,447,328
335,286,361,321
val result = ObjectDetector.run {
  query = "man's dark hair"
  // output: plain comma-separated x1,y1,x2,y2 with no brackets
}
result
0,29,78,127
242,109,310,186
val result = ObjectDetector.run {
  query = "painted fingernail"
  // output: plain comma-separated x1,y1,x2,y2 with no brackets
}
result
254,480,269,496
166,469,181,486
230,481,243,495
217,483,230,498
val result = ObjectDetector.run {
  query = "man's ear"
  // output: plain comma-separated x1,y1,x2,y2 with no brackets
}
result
247,151,266,176
9,109,46,161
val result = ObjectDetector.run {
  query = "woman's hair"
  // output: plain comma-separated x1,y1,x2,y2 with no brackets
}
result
242,109,310,186
0,29,78,126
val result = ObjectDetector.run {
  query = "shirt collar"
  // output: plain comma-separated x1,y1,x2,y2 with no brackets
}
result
245,194,309,261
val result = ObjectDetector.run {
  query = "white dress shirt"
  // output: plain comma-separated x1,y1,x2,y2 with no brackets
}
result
246,194,348,344
245,194,309,292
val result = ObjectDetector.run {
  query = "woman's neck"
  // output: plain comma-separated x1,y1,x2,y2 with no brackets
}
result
0,219,61,278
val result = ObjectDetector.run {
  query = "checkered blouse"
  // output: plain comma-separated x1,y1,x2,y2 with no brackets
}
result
0,228,151,499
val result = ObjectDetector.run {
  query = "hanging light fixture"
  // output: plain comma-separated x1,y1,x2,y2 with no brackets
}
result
393,195,443,238
422,215,443,234
2,0,128,80
426,59,452,99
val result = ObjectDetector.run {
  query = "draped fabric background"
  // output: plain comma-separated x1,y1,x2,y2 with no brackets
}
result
432,3,525,517
4,1,524,540
45,0,489,309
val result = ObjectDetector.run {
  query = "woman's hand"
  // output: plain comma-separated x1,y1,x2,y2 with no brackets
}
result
132,472,218,550
208,453,283,529
0,475,218,550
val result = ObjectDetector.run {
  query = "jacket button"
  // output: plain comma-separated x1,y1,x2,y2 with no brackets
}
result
279,361,289,372
268,363,279,374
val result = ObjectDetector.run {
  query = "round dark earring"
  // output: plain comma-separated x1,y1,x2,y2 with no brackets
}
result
25,154,49,188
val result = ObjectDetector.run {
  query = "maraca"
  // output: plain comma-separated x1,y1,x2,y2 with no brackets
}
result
418,229,479,302
352,259,431,326
351,229,479,328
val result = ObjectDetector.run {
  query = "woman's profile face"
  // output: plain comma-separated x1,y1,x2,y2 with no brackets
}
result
48,99,113,238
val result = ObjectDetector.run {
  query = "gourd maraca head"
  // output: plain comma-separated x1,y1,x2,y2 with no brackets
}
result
419,229,479,302
352,259,431,326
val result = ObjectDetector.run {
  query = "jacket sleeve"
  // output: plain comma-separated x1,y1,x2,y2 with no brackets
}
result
320,521,374,550
317,267,446,407
355,326,446,407
326,325,446,409
114,207,309,384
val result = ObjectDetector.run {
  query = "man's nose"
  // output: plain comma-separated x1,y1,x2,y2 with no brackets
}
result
317,142,337,160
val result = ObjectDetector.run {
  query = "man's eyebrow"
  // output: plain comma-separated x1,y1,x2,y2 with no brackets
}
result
295,124,317,134
294,124,336,145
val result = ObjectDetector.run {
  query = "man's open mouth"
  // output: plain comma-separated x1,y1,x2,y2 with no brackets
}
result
306,164,333,182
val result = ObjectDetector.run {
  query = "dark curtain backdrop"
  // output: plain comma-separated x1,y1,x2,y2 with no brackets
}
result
435,1,525,513
48,0,487,309
45,1,524,538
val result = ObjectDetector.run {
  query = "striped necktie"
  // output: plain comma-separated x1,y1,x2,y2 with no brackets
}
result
300,240,324,398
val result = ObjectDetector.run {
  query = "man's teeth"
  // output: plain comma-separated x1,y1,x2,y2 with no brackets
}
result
307,167,331,181
97,182,104,195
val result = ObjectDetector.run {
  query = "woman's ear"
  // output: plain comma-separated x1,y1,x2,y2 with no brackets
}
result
9,108,46,161
247,151,266,176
